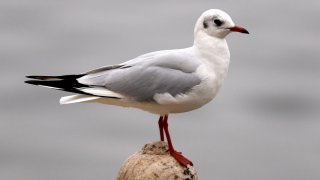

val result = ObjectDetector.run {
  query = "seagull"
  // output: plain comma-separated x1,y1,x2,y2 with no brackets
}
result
25,9,249,167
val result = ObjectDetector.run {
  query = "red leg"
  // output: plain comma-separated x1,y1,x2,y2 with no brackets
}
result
163,115,193,167
158,116,164,141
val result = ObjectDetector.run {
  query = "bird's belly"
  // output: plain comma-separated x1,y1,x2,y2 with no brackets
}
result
152,76,222,114
95,80,219,115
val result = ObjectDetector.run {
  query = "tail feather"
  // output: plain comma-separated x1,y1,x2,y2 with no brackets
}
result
60,94,100,104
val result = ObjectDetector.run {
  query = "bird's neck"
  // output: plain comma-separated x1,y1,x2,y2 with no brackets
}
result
193,31,230,64
193,31,230,88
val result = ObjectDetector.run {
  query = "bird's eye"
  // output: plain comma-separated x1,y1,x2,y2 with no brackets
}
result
214,19,223,26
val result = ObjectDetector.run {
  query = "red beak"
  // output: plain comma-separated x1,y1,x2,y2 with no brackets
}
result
228,25,249,34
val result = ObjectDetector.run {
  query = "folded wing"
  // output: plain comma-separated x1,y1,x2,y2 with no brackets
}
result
25,48,202,102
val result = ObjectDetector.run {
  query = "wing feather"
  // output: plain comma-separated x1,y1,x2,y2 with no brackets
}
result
77,48,201,101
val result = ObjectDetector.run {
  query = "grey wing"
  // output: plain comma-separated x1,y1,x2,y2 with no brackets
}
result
121,47,200,73
77,48,201,101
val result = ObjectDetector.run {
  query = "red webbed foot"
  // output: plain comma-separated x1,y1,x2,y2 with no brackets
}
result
169,150,193,167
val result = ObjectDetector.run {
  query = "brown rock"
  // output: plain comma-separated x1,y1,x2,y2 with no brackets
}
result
117,141,198,180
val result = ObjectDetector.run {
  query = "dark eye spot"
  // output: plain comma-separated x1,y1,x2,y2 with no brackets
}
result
203,21,208,28
214,19,223,26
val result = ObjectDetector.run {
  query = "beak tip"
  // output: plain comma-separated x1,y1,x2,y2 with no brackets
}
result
229,25,250,34
243,29,249,34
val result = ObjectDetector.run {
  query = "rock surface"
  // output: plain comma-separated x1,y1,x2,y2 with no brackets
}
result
117,141,198,180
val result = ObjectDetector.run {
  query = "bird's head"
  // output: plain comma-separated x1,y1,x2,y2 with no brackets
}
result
195,9,249,39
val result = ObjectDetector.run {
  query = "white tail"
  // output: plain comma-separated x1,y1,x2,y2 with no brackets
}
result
60,94,100,104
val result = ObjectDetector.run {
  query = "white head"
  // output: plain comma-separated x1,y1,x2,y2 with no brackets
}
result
194,9,249,39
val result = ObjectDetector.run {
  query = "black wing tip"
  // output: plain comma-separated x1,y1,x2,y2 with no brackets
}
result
25,75,60,80
25,80,40,85
25,75,50,80
26,74,85,80
26,75,38,79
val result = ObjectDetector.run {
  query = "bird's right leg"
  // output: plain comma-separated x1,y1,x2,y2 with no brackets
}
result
158,116,164,141
163,115,193,167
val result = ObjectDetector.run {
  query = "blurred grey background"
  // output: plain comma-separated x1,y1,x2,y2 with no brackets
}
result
1,0,320,179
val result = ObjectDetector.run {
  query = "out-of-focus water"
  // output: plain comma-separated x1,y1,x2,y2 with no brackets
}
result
1,0,320,179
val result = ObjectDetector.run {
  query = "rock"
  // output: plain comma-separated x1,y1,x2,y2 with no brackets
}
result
117,141,198,180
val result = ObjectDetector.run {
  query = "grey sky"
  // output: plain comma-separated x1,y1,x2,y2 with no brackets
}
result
1,0,320,179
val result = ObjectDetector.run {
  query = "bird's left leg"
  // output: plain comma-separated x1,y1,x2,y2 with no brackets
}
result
163,115,193,167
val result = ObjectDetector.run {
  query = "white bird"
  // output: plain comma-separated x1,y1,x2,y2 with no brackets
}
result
25,9,249,167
